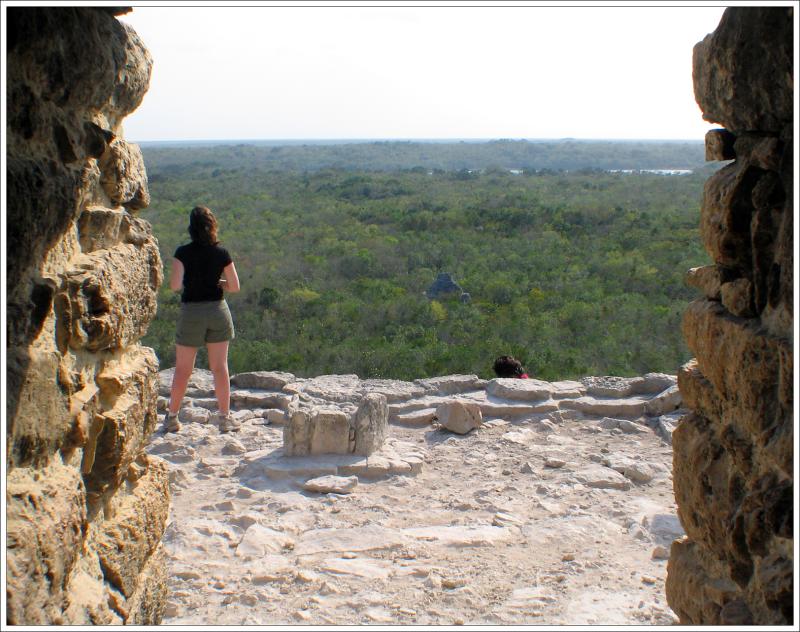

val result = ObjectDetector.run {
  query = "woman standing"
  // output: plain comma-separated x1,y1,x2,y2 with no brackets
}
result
164,206,241,433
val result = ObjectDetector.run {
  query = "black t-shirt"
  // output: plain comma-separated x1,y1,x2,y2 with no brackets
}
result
174,242,233,303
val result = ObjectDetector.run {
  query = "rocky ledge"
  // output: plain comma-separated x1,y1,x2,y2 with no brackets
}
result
146,368,686,625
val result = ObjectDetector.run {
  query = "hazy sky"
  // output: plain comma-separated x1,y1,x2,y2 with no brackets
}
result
117,1,734,142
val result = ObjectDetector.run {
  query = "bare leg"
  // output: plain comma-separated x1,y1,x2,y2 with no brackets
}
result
169,345,198,415
207,340,230,415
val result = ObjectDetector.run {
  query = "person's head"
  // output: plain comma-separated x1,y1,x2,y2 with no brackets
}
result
493,355,525,378
188,205,219,246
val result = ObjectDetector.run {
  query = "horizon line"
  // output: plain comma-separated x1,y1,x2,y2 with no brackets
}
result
134,136,705,144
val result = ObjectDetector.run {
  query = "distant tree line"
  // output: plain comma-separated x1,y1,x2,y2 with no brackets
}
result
140,141,718,381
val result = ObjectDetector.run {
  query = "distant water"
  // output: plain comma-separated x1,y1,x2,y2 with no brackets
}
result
136,137,703,149
606,169,693,175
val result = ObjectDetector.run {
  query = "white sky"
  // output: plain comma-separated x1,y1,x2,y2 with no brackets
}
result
116,1,734,142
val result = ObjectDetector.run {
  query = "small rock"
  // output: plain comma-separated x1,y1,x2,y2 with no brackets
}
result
617,419,649,434
320,581,340,595
641,575,657,585
295,569,319,583
521,462,535,474
240,594,258,606
545,458,566,468
221,439,247,455
236,487,254,499
562,553,575,562
436,400,482,435
493,512,524,527
294,610,311,621
442,577,467,589
652,545,670,560
425,575,442,589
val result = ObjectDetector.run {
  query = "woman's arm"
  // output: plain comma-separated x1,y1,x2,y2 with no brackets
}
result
170,258,184,292
222,262,240,293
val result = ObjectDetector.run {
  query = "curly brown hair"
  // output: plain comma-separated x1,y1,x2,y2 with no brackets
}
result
493,355,526,378
188,206,219,246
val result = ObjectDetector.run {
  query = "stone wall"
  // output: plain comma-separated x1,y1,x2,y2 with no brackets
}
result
666,7,794,625
6,8,168,624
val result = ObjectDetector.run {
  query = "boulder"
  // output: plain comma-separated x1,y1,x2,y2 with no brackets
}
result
436,401,482,435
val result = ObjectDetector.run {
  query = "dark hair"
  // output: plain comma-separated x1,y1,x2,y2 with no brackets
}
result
188,206,219,245
493,355,525,378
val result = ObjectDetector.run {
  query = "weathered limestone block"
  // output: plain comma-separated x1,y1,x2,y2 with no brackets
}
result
98,139,150,209
682,299,789,439
485,378,552,401
78,205,154,252
720,277,755,318
284,408,347,456
644,384,683,416
283,374,361,402
734,134,784,172
667,539,750,624
62,241,162,353
561,395,649,419
6,7,166,625
415,374,483,395
580,375,645,397
352,393,388,456
230,389,294,410
7,346,74,467
303,475,359,495
671,412,792,624
671,413,747,569
685,264,735,300
436,400,482,435
359,378,427,402
122,543,168,624
230,370,296,390
693,7,793,133
6,462,87,625
84,348,160,496
283,393,389,457
94,455,169,598
699,160,762,270
704,128,736,161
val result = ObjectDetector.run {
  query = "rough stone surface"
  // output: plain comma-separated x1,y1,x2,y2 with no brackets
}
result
669,7,794,626
5,7,166,624
147,375,682,625
485,378,553,401
230,371,296,391
282,394,388,457
352,393,389,455
303,475,359,495
704,128,736,161
692,7,794,133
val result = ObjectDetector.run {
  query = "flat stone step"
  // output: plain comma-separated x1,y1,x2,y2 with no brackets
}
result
560,395,651,418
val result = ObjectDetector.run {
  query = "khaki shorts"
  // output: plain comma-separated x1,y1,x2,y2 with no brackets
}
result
176,300,235,348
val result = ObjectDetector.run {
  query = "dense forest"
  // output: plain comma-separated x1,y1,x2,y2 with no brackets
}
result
139,140,721,381
141,138,707,174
